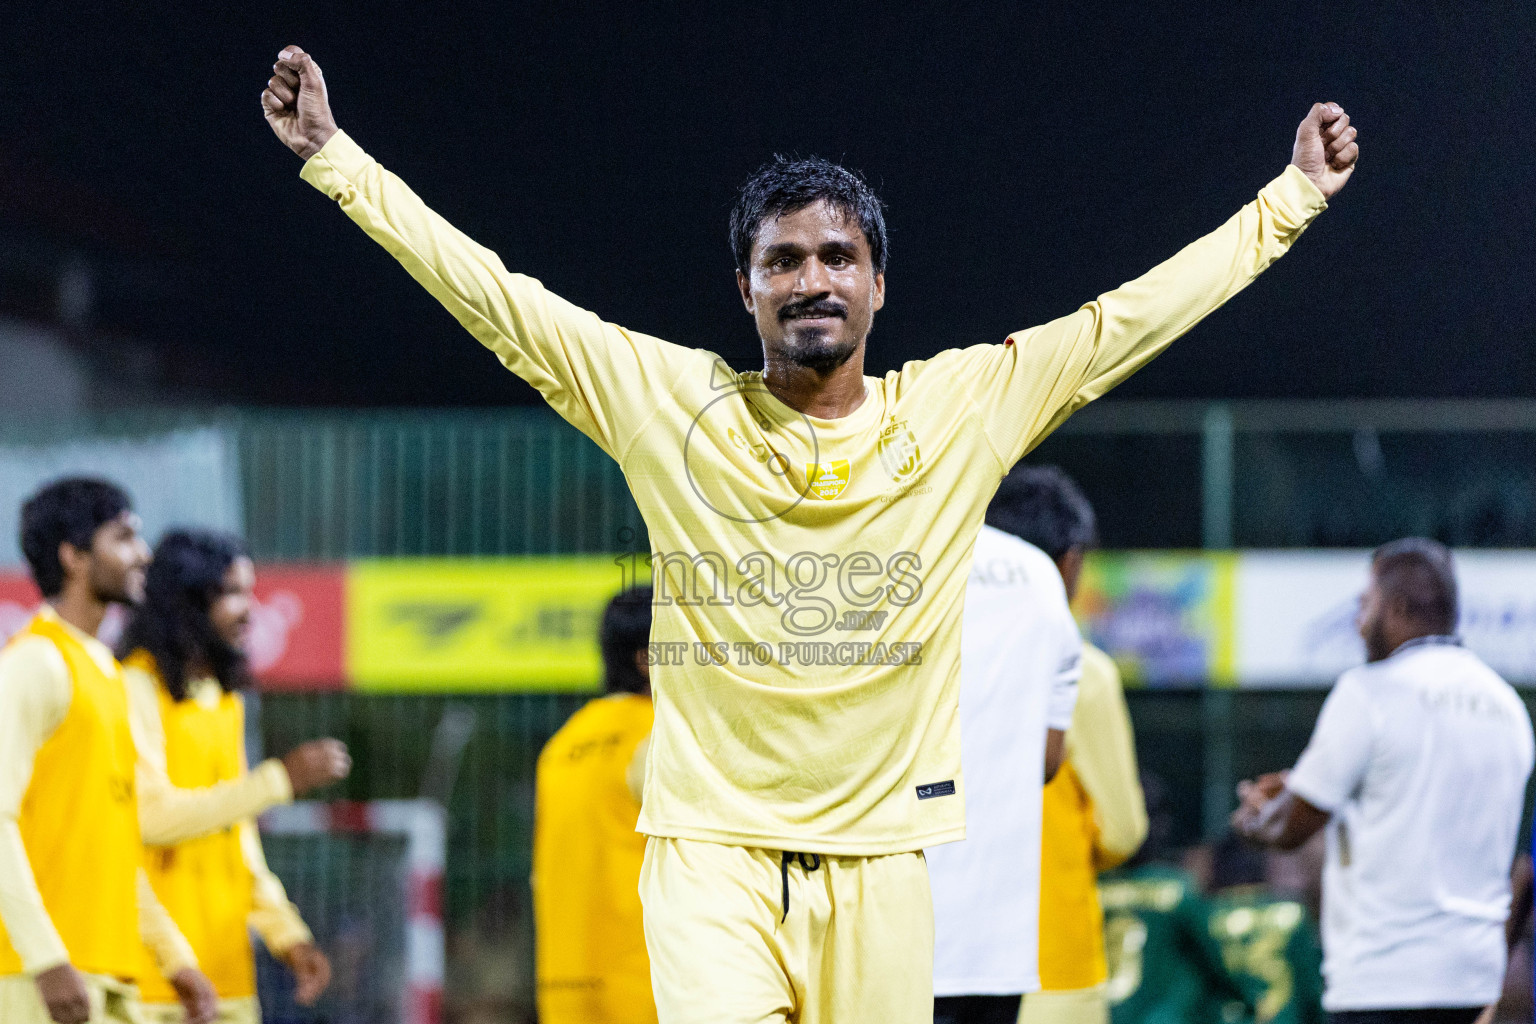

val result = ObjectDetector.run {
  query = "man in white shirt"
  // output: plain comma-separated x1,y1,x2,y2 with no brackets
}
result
1234,538,1535,1024
928,466,1087,1024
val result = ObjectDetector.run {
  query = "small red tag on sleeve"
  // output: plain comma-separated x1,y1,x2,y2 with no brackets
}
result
1003,337,1014,347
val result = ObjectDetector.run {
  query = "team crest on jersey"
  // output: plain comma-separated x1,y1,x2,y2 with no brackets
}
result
877,417,922,482
805,460,851,499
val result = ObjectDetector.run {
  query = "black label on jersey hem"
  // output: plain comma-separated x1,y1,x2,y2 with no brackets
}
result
916,780,956,800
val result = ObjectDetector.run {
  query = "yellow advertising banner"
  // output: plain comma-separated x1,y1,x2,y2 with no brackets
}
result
347,556,636,692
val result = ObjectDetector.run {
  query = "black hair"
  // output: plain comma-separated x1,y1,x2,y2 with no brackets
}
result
985,465,1098,561
19,477,133,597
601,586,654,695
1371,537,1458,634
729,155,888,274
119,529,251,701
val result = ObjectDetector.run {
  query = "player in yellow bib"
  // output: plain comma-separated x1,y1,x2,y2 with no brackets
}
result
120,531,345,1024
0,479,216,1024
1031,645,1147,1024
534,587,657,1024
263,49,1359,1023
1010,470,1148,1024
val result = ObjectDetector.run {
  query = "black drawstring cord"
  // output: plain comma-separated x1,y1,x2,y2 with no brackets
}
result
780,852,791,921
779,851,822,922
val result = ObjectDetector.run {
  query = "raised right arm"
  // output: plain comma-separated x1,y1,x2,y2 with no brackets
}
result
263,47,694,461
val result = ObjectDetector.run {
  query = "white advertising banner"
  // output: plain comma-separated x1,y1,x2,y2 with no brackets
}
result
1235,550,1536,687
1235,552,1366,686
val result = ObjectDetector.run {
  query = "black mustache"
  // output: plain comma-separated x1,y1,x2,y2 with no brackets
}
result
779,300,847,322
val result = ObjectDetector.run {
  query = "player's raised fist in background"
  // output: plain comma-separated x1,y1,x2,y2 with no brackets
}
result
263,46,338,160
1291,102,1359,199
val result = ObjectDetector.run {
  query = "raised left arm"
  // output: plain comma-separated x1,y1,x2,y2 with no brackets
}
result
966,103,1358,469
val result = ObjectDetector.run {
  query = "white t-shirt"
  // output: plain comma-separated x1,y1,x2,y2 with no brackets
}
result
928,525,1082,996
1288,638,1535,1011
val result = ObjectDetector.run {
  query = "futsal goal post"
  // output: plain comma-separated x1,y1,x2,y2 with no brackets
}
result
257,799,447,1024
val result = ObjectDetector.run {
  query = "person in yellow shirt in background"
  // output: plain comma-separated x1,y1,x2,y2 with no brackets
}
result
130,595,353,854
1012,468,1148,1024
0,478,218,1024
533,587,656,1024
120,530,347,1024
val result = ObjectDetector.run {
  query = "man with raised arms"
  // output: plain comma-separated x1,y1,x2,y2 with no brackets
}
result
261,49,1357,1023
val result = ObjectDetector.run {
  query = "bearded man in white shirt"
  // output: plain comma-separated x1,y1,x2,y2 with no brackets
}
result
1233,538,1535,1024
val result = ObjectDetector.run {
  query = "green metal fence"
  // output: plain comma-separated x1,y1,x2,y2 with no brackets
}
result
9,398,1536,556
1030,398,1536,549
236,409,645,558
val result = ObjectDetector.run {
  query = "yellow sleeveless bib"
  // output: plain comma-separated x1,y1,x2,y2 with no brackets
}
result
1038,757,1110,990
128,652,258,1003
0,615,142,980
533,693,656,1024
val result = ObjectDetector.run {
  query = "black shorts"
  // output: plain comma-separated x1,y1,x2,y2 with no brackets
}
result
1328,1008,1484,1024
934,994,1023,1024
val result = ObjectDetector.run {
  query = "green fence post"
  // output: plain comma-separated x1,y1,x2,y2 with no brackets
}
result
1201,688,1235,840
1201,402,1234,550
1201,401,1236,838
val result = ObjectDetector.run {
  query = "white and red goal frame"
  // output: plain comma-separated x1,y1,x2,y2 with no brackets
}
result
261,799,447,1024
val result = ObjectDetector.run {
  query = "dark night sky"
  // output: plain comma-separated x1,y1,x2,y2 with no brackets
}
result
3,3,1532,406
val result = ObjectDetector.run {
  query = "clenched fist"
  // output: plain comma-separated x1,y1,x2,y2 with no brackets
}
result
263,46,339,160
1291,102,1359,199
281,738,352,796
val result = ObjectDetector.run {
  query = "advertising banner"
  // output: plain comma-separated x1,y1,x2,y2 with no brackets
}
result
1235,550,1536,686
0,565,347,689
1074,552,1237,687
250,565,348,690
1234,552,1364,686
1458,553,1536,683
6,551,1531,690
0,572,40,646
346,556,627,692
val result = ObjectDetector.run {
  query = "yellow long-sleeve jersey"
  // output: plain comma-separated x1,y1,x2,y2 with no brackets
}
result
302,133,1324,855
